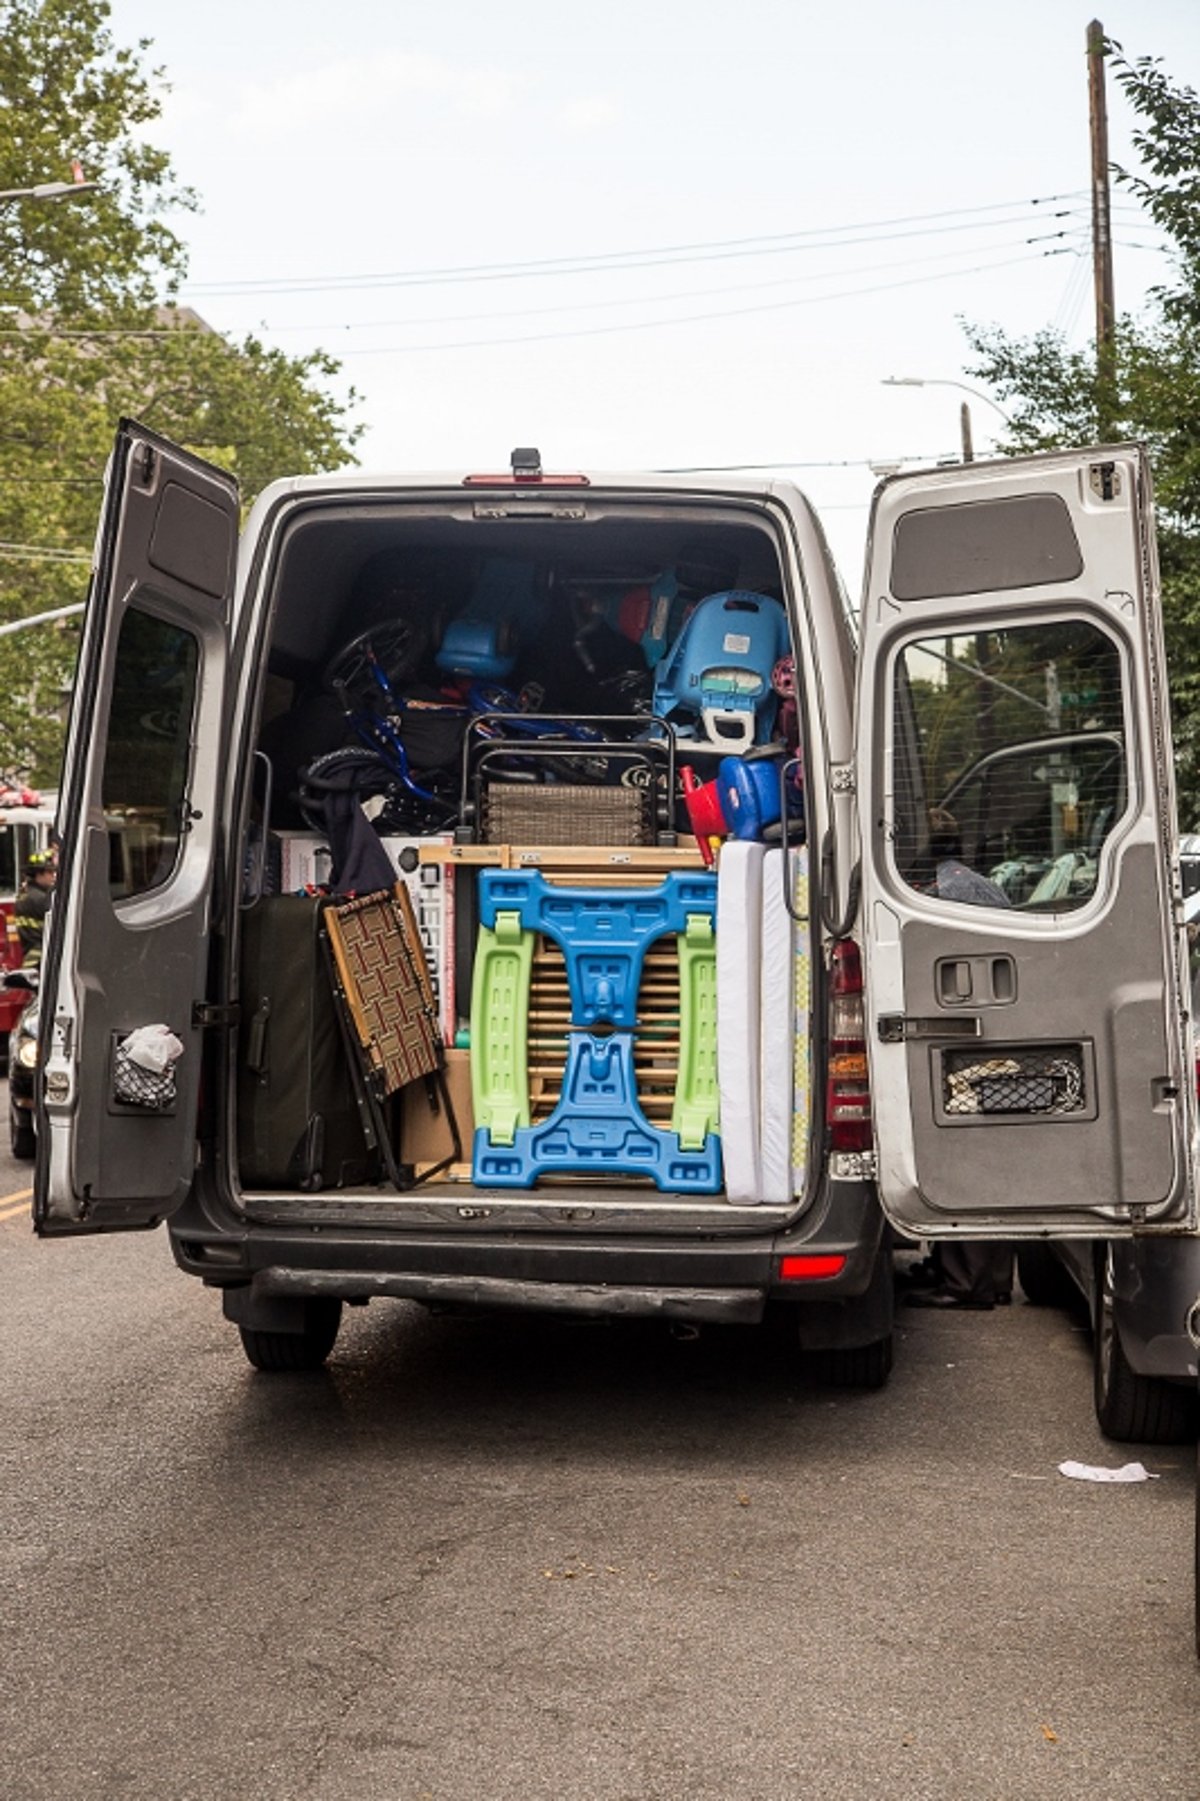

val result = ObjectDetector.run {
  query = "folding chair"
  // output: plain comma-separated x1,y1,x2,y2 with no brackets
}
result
322,885,461,1189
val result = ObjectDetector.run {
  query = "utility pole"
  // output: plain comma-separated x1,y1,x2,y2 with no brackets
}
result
959,401,974,463
1087,19,1117,437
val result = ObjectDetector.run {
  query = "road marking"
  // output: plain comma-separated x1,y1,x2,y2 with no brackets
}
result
0,1187,32,1221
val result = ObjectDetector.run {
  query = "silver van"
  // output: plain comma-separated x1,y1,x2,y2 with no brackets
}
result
33,427,1200,1382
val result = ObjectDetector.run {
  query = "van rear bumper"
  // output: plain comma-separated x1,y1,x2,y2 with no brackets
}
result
172,1176,888,1334
226,1270,768,1325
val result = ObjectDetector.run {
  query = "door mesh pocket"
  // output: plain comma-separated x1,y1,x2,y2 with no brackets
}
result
943,1047,1085,1116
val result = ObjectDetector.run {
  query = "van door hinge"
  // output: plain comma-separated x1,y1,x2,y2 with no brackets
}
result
192,1002,240,1029
830,764,855,794
1089,459,1121,502
878,1014,982,1043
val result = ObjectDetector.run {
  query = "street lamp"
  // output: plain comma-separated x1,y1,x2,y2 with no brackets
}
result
0,602,86,639
881,376,1013,466
0,179,98,204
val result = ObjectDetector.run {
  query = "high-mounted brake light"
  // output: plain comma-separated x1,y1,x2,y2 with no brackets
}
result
826,938,873,1153
463,445,590,488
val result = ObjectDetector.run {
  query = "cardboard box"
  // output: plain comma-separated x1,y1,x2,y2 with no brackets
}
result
402,1048,473,1174
277,831,332,892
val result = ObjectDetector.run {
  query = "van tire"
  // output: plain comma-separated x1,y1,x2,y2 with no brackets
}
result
1015,1242,1077,1309
1093,1248,1197,1444
238,1299,343,1372
804,1334,893,1390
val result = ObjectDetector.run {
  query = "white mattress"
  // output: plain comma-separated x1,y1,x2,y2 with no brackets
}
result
758,847,794,1204
717,841,765,1203
790,847,812,1196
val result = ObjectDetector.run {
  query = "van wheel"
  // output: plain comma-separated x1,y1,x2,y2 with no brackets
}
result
1016,1242,1077,1308
1093,1247,1197,1444
9,1097,34,1161
803,1335,893,1390
238,1299,343,1372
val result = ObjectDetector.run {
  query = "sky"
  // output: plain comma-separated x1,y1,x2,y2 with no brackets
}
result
106,0,1200,590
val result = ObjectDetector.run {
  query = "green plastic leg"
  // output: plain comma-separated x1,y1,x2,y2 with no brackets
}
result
470,910,533,1145
673,912,719,1149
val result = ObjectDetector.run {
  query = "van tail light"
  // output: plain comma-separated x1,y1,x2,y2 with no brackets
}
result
778,1253,848,1281
463,472,590,488
463,448,589,488
827,938,873,1153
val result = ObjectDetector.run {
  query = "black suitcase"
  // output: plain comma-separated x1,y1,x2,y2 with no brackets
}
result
237,896,378,1190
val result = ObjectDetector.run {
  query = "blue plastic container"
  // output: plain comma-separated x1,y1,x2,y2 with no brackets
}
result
718,757,777,840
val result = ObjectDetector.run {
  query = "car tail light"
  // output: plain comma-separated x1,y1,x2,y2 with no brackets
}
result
827,938,872,1152
778,1253,848,1281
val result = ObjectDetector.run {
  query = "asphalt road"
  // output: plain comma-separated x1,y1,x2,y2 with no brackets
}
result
2,1125,1198,1800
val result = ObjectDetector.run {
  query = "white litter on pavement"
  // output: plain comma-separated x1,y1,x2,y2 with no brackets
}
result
1057,1460,1159,1484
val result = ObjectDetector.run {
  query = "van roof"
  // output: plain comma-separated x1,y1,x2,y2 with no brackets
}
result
253,465,818,506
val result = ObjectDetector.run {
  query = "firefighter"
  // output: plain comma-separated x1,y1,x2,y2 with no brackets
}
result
14,849,56,966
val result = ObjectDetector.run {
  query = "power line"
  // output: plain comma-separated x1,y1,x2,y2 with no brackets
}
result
658,456,946,472
0,540,90,563
0,230,1093,347
329,247,1065,356
183,194,1089,298
247,231,1086,337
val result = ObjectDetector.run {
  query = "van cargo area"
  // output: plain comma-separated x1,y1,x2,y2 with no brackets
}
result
231,494,823,1229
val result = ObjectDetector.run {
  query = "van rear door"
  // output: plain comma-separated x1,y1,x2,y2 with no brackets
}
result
857,444,1197,1238
35,421,238,1234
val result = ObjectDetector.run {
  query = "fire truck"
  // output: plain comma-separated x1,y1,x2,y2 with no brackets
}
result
0,786,56,1063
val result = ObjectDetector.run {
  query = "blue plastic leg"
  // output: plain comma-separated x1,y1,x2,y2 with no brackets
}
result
472,1031,722,1192
477,869,717,1028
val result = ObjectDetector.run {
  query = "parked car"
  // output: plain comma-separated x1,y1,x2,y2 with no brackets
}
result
1017,1236,1200,1442
6,969,37,1159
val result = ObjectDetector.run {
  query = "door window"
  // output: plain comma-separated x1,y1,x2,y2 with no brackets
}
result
891,619,1126,911
100,607,200,900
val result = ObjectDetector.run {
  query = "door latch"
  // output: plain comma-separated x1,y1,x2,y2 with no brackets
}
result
878,1014,982,1043
192,1002,240,1029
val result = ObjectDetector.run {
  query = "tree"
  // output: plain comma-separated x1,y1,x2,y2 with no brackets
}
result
0,0,193,318
0,317,361,777
963,42,1200,823
0,2,360,784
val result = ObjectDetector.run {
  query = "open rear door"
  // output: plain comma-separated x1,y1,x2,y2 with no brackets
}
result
34,421,238,1234
857,444,1197,1238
